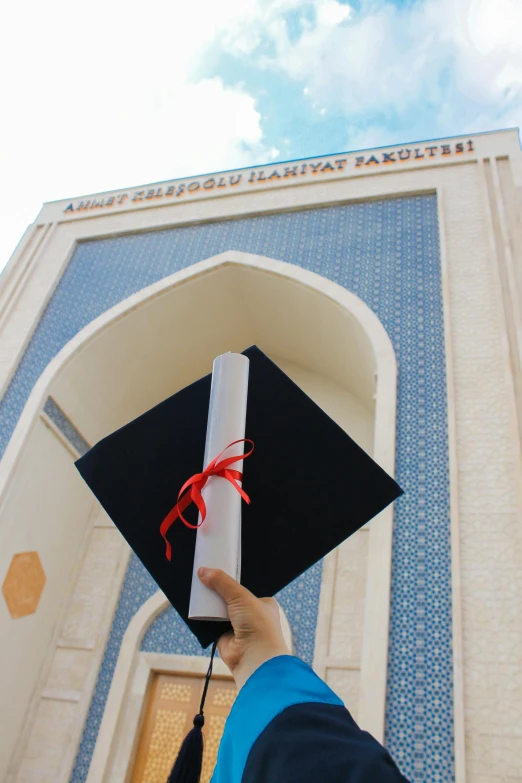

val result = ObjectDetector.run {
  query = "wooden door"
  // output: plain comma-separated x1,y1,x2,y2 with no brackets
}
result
131,673,236,783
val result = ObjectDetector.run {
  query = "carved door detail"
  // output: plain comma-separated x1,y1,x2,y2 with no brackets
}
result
131,673,236,783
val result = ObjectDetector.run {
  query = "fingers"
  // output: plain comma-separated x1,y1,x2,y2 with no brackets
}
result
198,567,255,606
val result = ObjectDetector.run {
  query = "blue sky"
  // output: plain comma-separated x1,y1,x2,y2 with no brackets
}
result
1,0,520,271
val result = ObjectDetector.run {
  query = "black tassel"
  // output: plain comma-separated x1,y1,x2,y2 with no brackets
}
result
166,641,217,783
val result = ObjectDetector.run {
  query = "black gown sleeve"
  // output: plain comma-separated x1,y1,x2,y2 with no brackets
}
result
243,701,408,783
211,656,409,783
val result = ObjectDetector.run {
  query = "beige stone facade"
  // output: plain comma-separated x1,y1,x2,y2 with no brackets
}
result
0,129,521,783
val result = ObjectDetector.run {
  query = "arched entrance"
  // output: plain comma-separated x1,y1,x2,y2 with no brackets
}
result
0,251,397,781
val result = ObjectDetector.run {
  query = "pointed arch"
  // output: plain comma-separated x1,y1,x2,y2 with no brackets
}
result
0,251,397,782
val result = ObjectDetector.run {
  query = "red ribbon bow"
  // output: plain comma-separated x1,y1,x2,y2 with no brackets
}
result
160,438,254,561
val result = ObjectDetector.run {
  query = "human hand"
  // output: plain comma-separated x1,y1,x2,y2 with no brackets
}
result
197,567,290,690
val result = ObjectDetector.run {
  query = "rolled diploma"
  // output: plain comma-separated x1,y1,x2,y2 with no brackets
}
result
188,352,250,621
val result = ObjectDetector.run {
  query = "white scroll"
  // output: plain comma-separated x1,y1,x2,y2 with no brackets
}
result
188,351,250,621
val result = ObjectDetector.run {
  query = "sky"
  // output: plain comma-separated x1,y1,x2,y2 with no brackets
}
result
0,0,521,272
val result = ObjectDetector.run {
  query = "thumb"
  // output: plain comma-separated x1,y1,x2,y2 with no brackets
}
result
198,567,254,607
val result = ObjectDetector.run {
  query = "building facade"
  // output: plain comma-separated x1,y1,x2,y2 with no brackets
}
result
0,129,521,783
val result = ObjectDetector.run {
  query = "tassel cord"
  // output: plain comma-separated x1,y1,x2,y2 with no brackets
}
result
198,641,217,718
166,641,218,783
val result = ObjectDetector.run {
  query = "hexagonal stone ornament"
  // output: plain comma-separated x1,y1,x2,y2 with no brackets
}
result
2,551,46,619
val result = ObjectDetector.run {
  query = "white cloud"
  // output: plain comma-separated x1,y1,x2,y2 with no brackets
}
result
0,0,269,271
316,0,352,27
1,0,520,272
222,0,522,145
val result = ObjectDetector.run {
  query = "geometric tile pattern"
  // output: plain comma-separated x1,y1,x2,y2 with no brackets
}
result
0,196,452,782
212,688,236,708
43,396,90,455
160,681,192,703
2,551,46,619
140,709,187,783
201,715,227,783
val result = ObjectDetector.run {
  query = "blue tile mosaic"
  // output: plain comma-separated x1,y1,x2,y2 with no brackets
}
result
0,197,452,782
43,397,90,455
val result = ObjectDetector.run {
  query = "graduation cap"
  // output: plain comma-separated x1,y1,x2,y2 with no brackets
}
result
76,345,402,644
75,345,402,781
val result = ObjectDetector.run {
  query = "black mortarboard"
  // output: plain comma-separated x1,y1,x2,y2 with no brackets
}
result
76,345,402,648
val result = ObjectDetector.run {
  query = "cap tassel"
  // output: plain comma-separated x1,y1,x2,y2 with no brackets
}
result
166,641,217,783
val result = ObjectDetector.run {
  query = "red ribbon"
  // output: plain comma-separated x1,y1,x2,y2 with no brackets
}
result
160,439,254,561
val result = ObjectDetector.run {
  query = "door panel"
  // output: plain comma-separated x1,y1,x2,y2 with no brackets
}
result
132,673,236,783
